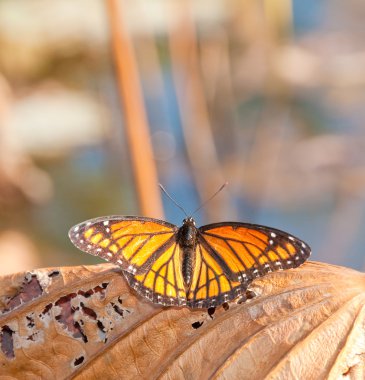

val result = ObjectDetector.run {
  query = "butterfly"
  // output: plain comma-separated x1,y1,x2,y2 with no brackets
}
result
69,215,311,308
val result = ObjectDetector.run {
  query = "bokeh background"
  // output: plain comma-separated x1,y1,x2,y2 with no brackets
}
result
1,0,365,275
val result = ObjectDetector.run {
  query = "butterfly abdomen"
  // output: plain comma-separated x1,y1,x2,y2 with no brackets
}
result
182,247,194,287
178,219,198,287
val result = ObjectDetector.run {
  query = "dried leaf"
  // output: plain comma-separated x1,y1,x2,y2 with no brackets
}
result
0,262,364,379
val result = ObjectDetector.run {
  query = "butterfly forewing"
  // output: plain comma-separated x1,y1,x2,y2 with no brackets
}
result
199,222,311,278
68,216,178,274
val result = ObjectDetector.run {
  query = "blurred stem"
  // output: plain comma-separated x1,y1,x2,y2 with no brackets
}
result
263,0,293,43
105,0,164,218
264,0,294,100
168,0,227,221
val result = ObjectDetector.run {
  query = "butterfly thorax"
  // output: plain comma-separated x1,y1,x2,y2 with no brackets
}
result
178,218,197,288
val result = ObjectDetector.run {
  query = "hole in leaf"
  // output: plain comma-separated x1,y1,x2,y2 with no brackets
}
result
111,303,126,317
77,289,93,298
27,334,36,341
246,289,256,300
208,307,216,318
0,325,15,359
80,303,97,320
5,274,43,311
97,320,106,332
41,303,53,316
192,321,204,329
26,315,35,328
74,322,88,343
55,293,87,342
48,270,60,278
74,356,85,366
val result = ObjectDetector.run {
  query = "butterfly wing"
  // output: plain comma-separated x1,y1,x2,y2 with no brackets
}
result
186,222,311,308
69,216,187,306
124,243,187,306
186,240,242,308
69,216,178,273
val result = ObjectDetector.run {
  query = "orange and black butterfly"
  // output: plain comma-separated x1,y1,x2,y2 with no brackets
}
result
69,215,311,308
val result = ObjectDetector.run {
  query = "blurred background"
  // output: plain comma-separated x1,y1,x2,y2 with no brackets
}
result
1,0,365,275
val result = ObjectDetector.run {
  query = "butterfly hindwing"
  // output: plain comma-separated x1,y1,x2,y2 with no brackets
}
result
124,242,187,306
187,241,243,308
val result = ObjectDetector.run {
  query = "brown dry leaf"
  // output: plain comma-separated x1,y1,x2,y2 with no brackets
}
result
0,262,364,379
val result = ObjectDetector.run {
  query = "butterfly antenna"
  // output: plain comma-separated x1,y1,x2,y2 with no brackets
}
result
190,182,228,217
159,184,189,217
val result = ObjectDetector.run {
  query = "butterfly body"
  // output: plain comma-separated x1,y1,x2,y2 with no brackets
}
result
178,217,197,287
69,215,311,309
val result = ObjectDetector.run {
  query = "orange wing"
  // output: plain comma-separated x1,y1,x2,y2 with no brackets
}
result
69,216,187,306
186,222,311,308
124,243,188,306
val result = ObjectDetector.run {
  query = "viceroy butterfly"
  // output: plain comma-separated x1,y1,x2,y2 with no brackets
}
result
69,215,311,308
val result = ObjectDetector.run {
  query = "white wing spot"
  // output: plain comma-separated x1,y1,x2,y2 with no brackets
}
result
179,298,187,305
287,260,292,264
87,244,92,249
103,221,109,226
107,252,113,257
86,222,92,226
75,233,79,238
295,256,299,260
96,248,102,252
106,228,110,233
80,239,84,244
289,236,295,241
74,226,79,232
301,242,306,248
270,232,277,238
269,239,274,245
117,259,123,265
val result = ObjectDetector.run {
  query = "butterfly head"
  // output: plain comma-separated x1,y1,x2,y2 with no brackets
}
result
182,217,196,226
